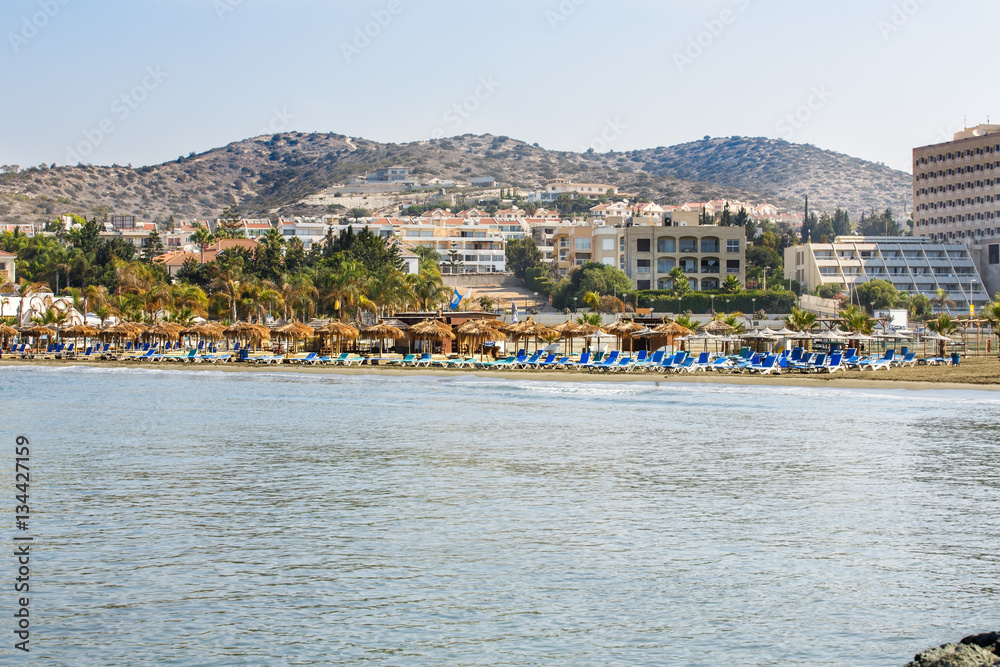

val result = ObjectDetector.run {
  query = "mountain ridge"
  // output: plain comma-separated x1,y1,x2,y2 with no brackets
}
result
0,133,912,226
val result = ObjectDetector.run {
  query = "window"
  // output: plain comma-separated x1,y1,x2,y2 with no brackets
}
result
619,237,625,252
657,237,675,253
701,238,720,253
726,259,740,274
680,258,698,273
990,244,1000,265
701,258,720,274
602,238,614,251
679,237,697,252
636,259,651,274
636,238,651,252
575,238,591,250
657,258,675,274
636,280,651,291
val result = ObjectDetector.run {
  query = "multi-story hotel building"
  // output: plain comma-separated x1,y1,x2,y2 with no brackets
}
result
913,124,1000,296
784,236,990,312
913,124,1000,243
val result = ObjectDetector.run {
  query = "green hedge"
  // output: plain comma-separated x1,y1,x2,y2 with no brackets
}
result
638,290,797,314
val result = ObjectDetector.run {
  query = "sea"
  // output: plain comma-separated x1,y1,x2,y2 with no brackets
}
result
1,365,998,666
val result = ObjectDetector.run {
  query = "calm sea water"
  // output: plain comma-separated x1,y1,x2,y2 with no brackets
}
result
1,366,998,666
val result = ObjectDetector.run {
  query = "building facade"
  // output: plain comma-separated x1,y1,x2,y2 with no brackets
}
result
784,236,990,312
913,124,1000,243
622,224,745,291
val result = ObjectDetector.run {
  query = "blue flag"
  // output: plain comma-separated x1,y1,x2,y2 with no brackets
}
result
449,288,463,311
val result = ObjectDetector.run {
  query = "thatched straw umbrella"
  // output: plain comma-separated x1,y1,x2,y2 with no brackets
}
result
19,325,56,352
551,320,587,357
408,319,455,354
456,319,505,359
605,319,646,353
60,324,100,351
506,317,557,353
145,321,184,348
100,323,143,351
0,324,18,348
318,321,360,354
362,322,405,355
224,322,271,352
273,322,316,353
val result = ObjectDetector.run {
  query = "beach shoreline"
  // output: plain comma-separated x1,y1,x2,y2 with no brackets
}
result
3,357,998,392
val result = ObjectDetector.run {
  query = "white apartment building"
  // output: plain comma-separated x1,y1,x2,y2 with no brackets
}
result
785,236,990,312
393,218,506,273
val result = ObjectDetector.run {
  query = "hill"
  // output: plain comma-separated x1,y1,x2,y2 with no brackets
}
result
0,133,912,227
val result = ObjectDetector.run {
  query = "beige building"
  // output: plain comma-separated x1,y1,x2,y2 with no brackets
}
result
623,224,745,291
913,124,1000,243
784,236,990,312
0,250,16,284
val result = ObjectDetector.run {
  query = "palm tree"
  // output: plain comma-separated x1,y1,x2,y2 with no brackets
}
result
84,284,108,323
209,267,242,323
927,313,960,357
931,288,956,314
668,266,691,299
722,275,742,294
576,312,602,326
171,285,208,319
784,307,818,332
407,271,450,312
191,223,216,262
673,313,701,332
582,291,600,312
983,300,1000,350
239,280,282,323
838,305,874,335
720,312,747,335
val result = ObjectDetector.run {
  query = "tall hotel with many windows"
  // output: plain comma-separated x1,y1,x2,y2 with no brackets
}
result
913,125,1000,241
913,124,1000,298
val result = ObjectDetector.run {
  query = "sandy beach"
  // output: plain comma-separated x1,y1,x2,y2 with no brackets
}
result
3,355,998,391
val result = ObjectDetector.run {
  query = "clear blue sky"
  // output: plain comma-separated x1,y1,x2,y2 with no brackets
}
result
3,0,998,173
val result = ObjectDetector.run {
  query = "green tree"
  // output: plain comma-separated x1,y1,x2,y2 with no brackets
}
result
857,208,902,237
505,238,543,279
445,245,464,274
143,228,165,262
216,204,242,238
816,283,843,300
851,279,900,313
667,267,691,298
722,274,742,294
784,306,818,332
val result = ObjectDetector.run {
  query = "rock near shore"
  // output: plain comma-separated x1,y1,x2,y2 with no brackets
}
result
905,632,1000,667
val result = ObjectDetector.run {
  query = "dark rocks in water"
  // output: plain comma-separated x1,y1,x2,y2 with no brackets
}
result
905,632,1000,667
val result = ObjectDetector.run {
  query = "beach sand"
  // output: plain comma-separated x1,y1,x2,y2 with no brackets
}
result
3,355,999,391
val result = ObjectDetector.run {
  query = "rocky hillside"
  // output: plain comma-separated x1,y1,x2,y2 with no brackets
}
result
0,133,912,227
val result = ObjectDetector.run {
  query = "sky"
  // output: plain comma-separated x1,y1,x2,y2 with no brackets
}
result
3,0,999,174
